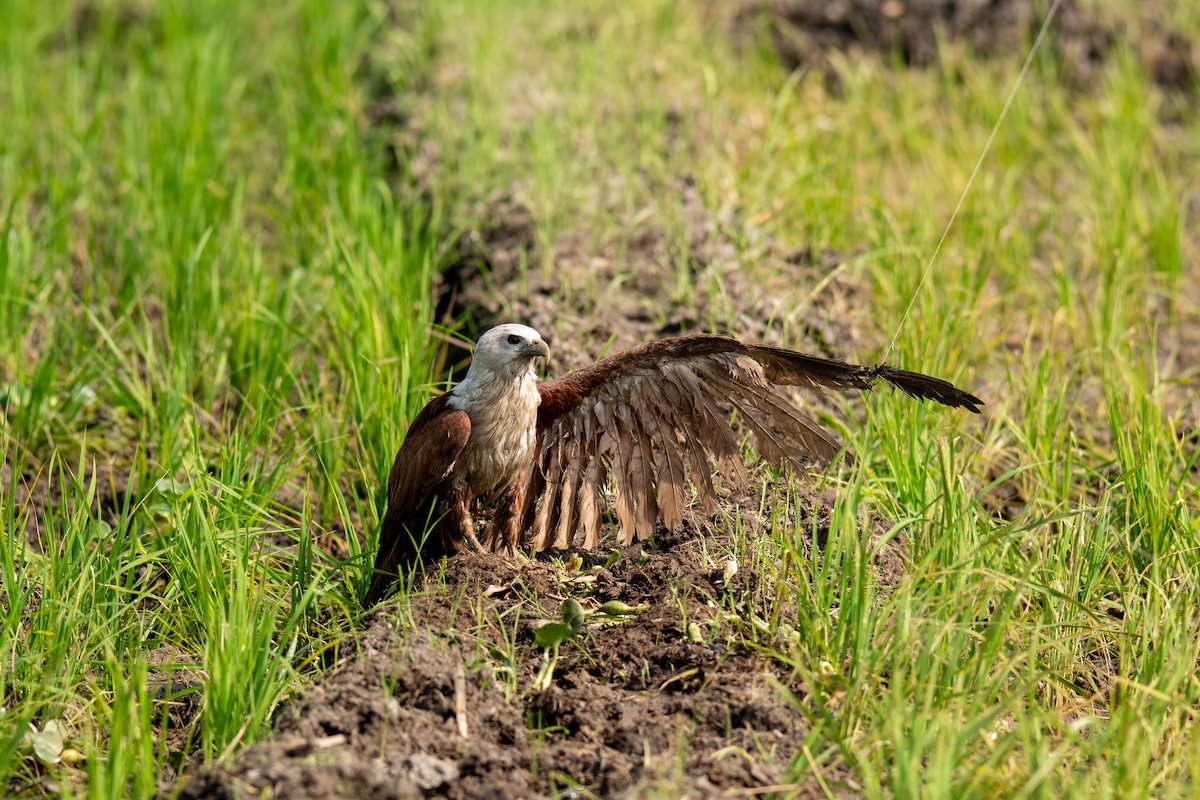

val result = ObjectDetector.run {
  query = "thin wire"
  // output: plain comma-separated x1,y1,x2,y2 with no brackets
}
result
884,0,1063,361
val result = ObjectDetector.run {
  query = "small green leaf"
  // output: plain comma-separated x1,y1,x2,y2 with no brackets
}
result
603,549,621,569
598,600,642,617
562,599,586,632
534,621,575,649
142,501,172,519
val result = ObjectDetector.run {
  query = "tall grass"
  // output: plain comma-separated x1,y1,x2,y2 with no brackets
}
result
1,0,437,795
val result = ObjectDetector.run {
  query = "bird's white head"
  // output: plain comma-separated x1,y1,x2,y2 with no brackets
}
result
454,324,549,400
473,323,549,370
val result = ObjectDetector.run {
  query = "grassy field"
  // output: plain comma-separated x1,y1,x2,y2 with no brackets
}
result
3,0,1200,797
0,0,439,794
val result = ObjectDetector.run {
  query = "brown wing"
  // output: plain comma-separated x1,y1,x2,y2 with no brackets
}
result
365,393,471,604
525,333,982,551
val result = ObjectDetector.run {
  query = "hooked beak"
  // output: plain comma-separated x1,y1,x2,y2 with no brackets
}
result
523,339,550,359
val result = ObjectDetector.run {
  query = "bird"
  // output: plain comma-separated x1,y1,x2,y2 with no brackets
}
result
364,323,982,603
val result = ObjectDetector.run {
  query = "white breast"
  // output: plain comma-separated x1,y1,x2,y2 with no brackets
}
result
449,370,540,496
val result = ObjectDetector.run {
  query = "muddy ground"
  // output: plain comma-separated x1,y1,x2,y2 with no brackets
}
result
177,433,906,800
438,182,871,376
738,0,1195,94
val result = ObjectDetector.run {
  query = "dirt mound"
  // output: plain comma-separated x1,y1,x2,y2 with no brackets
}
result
741,0,1195,92
176,525,879,798
437,180,874,380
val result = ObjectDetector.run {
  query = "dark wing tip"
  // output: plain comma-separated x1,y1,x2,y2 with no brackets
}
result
874,365,984,414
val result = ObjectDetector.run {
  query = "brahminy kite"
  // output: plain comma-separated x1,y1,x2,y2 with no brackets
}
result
365,323,981,603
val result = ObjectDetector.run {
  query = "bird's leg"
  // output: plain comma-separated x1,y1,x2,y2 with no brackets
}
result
463,531,485,553
445,486,484,554
482,479,526,556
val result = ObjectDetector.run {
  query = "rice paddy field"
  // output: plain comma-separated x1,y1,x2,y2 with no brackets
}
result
2,0,1198,797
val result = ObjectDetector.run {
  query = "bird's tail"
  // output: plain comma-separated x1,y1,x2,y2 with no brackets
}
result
363,512,419,607
363,510,453,607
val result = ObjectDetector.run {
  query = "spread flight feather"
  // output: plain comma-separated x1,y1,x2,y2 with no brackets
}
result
365,323,983,604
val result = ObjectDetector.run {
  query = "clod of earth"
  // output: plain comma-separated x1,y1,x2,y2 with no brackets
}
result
366,322,982,603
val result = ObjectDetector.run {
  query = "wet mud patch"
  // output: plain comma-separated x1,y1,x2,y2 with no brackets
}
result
737,0,1195,94
176,522,880,799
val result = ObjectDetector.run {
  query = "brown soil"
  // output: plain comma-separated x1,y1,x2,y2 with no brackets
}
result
177,524,877,799
738,0,1195,94
3,455,135,547
147,644,205,787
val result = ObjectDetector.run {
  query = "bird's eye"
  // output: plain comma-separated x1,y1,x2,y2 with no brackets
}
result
506,334,521,345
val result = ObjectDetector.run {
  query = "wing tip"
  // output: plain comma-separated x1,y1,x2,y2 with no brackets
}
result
874,365,985,414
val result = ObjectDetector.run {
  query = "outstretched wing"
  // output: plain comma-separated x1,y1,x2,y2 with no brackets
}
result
366,393,471,604
524,333,982,551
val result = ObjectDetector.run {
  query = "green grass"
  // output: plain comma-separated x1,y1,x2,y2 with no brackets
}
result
3,0,1199,797
1,0,438,795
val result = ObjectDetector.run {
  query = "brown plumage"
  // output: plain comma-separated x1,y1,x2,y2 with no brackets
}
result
364,323,982,604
